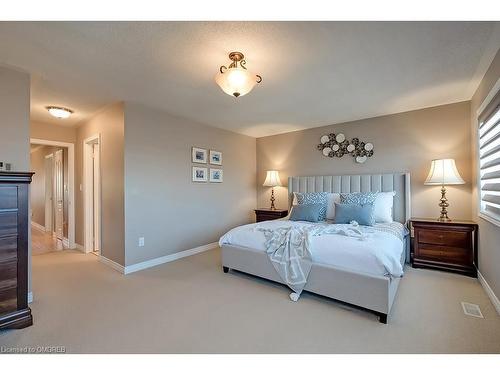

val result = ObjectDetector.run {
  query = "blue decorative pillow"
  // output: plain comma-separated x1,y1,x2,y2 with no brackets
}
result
289,204,323,222
295,192,329,221
340,191,378,205
334,203,375,226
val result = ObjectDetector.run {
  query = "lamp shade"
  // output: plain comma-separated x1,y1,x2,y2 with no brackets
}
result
424,159,465,185
263,170,282,187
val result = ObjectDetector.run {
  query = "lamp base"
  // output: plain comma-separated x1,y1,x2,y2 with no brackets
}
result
437,185,451,222
269,187,276,210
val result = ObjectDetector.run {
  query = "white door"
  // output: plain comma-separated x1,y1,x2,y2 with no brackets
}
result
44,154,54,232
92,143,101,253
54,149,64,241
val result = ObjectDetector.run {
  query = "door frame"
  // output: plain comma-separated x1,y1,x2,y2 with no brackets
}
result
30,138,75,249
44,153,54,233
83,134,101,254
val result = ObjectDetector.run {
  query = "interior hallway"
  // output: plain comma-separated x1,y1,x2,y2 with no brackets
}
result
31,225,64,256
1,248,499,353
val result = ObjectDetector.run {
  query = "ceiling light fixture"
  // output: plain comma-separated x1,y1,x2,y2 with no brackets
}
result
215,51,262,98
46,106,73,119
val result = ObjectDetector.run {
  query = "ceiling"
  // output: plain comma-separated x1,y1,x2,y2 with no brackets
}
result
1,22,499,137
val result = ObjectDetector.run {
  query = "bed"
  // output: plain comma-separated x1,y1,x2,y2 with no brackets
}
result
220,173,411,323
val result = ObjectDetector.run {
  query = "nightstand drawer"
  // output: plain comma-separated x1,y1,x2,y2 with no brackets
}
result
417,244,472,263
418,229,469,248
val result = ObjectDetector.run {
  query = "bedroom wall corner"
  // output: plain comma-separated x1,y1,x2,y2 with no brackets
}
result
470,47,500,306
256,101,473,220
123,102,256,267
75,102,125,265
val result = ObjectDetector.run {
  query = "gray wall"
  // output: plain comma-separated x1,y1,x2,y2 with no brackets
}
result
470,48,500,301
256,101,472,220
124,102,256,266
0,66,31,295
31,120,76,144
75,103,125,265
0,67,30,171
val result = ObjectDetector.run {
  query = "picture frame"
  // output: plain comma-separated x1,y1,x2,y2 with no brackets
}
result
192,147,207,164
209,150,222,165
192,166,208,182
209,168,223,183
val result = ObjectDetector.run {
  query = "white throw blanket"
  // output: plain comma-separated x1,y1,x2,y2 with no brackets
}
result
257,222,372,301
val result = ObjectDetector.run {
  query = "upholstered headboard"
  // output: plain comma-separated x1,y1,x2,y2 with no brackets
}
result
288,173,411,224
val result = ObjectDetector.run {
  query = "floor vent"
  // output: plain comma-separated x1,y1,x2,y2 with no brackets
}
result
461,302,484,318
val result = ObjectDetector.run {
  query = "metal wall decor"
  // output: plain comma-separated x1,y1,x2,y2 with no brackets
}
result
317,133,374,164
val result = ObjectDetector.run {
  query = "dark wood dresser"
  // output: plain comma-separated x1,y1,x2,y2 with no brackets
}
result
254,208,288,222
410,218,478,277
0,172,33,329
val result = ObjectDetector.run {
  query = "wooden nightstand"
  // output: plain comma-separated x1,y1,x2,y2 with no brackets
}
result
410,218,478,277
254,208,288,223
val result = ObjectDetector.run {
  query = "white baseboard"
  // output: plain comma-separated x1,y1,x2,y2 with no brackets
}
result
28,292,33,304
74,243,85,252
99,255,125,274
31,221,45,232
123,242,218,275
478,271,500,316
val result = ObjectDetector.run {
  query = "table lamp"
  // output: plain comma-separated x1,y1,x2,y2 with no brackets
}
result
263,170,282,210
424,158,465,222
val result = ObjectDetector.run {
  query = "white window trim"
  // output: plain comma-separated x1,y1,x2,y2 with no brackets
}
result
476,77,500,228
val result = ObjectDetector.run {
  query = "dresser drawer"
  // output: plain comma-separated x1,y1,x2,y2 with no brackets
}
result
0,286,17,314
417,244,472,263
0,187,17,210
0,260,18,284
418,229,469,248
0,235,17,262
0,211,18,237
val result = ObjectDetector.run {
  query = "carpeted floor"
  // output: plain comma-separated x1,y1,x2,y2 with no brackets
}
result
1,248,499,353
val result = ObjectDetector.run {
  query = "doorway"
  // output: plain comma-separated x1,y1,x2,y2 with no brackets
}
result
30,140,75,254
83,134,101,254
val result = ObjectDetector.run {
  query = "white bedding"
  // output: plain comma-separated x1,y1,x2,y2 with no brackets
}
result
219,220,407,277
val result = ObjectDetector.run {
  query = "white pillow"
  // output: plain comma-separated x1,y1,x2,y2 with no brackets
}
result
373,191,395,223
292,192,340,221
326,193,341,220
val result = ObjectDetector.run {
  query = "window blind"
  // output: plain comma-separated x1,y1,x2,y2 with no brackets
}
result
478,89,500,222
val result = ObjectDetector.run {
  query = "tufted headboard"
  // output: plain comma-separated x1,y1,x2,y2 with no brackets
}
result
288,173,411,224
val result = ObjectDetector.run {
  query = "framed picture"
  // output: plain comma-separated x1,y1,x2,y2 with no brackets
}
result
210,168,223,183
192,147,207,164
209,150,222,165
192,166,208,182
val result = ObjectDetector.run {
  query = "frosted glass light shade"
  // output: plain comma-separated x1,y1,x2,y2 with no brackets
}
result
424,159,465,185
46,106,73,119
263,170,282,187
215,67,258,98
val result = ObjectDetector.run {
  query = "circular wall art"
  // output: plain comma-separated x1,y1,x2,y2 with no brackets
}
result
317,134,374,163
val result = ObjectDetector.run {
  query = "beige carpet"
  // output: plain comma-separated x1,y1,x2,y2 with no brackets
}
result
1,248,499,353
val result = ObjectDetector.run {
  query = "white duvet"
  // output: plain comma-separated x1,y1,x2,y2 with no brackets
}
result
219,220,408,278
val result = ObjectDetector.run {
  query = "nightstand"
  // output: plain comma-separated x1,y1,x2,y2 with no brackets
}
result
254,208,288,223
410,218,478,277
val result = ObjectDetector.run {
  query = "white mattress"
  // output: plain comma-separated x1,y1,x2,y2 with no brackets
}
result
219,220,407,277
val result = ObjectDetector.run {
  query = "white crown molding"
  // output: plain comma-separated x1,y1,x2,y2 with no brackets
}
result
478,271,500,316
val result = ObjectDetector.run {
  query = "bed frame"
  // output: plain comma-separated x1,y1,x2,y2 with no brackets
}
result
221,172,411,323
